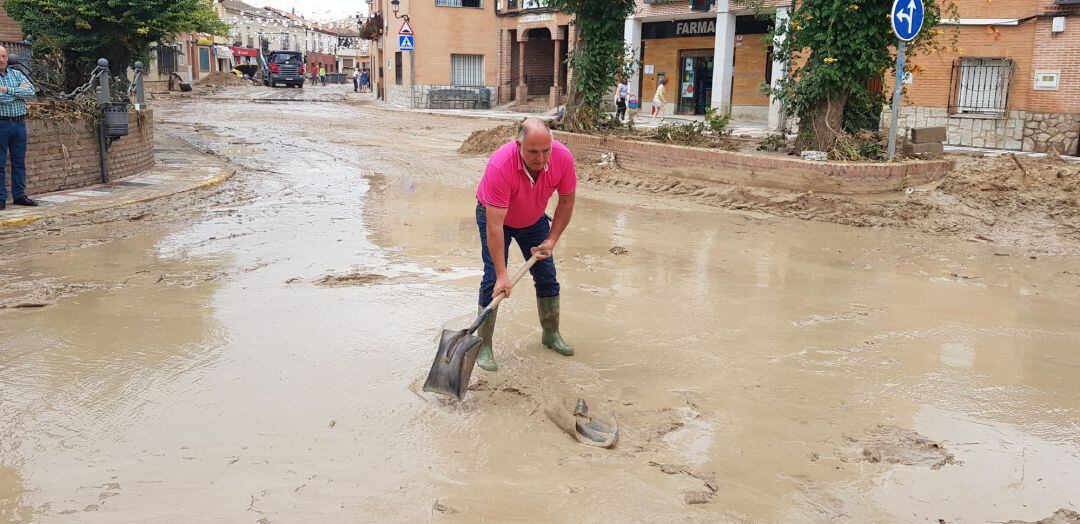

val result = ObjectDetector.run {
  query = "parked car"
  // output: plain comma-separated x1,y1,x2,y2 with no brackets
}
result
260,51,305,88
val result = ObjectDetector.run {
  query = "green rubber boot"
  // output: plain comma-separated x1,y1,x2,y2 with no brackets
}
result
538,295,574,356
475,306,499,372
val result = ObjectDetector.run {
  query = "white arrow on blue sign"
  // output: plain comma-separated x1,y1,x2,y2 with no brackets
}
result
891,0,925,41
399,35,414,51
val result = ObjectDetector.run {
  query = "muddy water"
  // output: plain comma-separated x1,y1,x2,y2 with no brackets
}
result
2,86,1079,522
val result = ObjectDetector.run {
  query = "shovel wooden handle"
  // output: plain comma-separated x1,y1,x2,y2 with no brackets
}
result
489,254,539,310
464,254,542,336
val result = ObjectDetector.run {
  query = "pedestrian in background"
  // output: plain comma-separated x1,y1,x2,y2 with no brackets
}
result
0,45,37,211
352,68,360,92
614,77,628,123
651,77,668,124
318,65,326,86
360,68,370,93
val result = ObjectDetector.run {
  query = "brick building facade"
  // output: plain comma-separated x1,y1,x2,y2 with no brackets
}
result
884,0,1080,154
624,0,791,126
367,0,500,108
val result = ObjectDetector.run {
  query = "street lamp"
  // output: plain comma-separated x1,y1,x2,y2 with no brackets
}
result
390,0,409,21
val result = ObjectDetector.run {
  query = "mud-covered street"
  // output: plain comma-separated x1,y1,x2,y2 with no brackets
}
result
2,86,1079,522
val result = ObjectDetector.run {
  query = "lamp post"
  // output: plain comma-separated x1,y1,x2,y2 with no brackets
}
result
389,0,413,106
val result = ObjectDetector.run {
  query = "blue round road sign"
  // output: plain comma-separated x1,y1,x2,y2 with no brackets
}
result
891,0,925,42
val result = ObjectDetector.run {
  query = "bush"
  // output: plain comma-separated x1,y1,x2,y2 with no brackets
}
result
704,107,732,136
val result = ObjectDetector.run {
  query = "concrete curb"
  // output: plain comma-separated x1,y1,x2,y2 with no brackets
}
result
0,166,237,229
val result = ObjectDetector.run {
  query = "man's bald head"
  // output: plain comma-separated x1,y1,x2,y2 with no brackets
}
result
0,46,8,72
517,117,552,142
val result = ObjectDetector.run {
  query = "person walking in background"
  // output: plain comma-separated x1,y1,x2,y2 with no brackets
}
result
352,68,360,92
651,77,668,124
360,68,370,93
0,46,37,211
614,78,628,123
318,65,326,86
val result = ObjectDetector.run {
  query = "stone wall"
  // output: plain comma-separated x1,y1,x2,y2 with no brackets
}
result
881,106,1080,155
23,110,155,195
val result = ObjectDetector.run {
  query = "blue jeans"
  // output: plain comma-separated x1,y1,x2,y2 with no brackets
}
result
476,201,560,307
0,120,28,202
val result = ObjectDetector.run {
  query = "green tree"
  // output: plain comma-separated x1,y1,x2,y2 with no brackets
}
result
547,0,637,132
7,0,226,93
767,0,956,153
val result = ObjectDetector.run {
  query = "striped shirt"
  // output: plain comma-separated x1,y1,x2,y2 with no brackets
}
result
0,68,35,117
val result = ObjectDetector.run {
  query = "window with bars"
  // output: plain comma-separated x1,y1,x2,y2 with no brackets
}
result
690,0,713,11
451,54,484,86
949,58,1013,116
436,0,482,7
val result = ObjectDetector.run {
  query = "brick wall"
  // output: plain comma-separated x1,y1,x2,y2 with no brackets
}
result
1029,15,1080,115
899,24,1036,111
554,130,953,195
23,110,155,195
408,0,499,87
732,33,769,106
0,0,23,41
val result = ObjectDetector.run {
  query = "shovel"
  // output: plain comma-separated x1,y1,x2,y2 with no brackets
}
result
422,254,539,400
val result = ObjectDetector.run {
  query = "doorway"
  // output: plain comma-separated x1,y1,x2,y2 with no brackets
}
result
677,50,713,115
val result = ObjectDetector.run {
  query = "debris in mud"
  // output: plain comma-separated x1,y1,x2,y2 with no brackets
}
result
648,461,719,504
315,273,387,287
841,425,958,470
328,419,336,428
458,123,518,155
1005,508,1080,524
609,246,629,256
432,500,456,515
576,151,1080,255
684,491,712,505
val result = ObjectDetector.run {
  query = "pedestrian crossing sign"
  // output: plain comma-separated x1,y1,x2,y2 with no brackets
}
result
399,35,414,51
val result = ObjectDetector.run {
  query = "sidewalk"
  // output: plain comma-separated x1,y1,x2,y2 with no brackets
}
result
0,131,235,228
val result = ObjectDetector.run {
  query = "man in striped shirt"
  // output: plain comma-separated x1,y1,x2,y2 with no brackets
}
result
0,45,37,210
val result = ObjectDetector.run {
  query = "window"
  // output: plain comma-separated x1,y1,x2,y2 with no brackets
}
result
949,58,1013,116
156,46,178,75
690,0,713,10
436,0,481,6
451,54,484,86
199,47,212,71
395,51,403,84
521,0,546,7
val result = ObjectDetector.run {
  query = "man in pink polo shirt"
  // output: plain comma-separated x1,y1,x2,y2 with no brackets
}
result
473,117,576,372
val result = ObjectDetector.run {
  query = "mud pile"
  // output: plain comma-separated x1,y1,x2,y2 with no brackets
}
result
197,72,250,89
577,152,1080,255
458,123,518,155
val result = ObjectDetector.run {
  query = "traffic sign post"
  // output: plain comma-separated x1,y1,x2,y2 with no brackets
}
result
399,35,414,51
399,20,414,36
888,0,925,160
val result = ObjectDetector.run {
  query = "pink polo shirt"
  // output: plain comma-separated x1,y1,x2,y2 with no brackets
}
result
476,139,577,228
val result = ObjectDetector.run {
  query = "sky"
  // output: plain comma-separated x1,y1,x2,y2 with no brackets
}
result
263,0,368,22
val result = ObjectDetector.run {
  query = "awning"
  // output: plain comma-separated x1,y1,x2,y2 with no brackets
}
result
229,46,259,58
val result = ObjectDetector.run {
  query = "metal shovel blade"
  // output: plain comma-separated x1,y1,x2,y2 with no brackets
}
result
422,328,482,400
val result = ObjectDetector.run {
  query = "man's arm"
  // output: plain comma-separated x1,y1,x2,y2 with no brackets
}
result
2,71,36,98
531,192,575,260
484,204,513,300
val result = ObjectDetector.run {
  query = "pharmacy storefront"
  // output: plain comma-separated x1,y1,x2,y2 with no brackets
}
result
638,16,774,121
